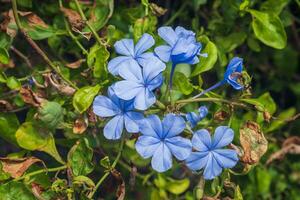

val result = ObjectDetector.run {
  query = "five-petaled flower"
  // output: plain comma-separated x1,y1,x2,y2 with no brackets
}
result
108,33,156,76
113,58,166,110
135,114,192,172
185,126,238,180
93,86,144,140
186,106,208,128
154,26,204,87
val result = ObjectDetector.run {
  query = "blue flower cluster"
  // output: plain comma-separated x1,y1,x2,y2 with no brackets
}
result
93,26,243,180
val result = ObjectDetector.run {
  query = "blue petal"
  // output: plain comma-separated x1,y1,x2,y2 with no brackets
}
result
192,129,212,151
134,88,156,110
213,149,239,168
134,33,155,56
107,85,124,109
107,56,131,76
139,115,162,138
136,52,156,66
165,136,192,160
103,115,124,140
113,80,143,100
142,57,166,84
212,126,234,149
118,59,143,83
187,56,199,64
175,26,196,41
114,39,134,56
154,45,172,63
147,73,163,91
135,136,161,158
151,143,173,172
186,112,199,128
185,152,210,171
124,111,144,133
198,106,208,118
224,57,243,78
226,78,243,90
162,114,186,138
157,26,178,46
203,153,222,180
93,95,120,117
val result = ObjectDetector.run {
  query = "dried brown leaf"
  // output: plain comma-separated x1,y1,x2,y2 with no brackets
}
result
31,182,44,200
73,118,87,134
0,10,17,38
60,7,84,30
240,121,268,164
214,111,229,121
19,86,46,107
111,169,125,200
0,100,14,111
0,156,42,178
65,59,85,69
44,73,76,96
18,11,48,28
0,59,15,69
150,3,167,16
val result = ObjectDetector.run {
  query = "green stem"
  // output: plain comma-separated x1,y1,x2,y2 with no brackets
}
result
88,138,125,198
155,100,166,110
74,0,105,46
11,0,78,90
14,165,67,181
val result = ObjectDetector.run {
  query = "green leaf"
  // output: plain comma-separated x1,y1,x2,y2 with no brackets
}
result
216,32,247,53
28,26,57,40
257,92,276,115
192,37,217,76
173,72,193,95
0,47,9,64
38,101,64,130
73,175,95,188
261,0,289,15
15,122,64,164
133,16,157,42
165,178,190,195
68,138,94,176
266,107,296,133
0,162,11,181
247,35,261,52
0,71,6,83
17,0,32,8
72,85,101,113
100,156,111,169
6,77,21,90
249,9,287,49
0,113,19,145
234,185,243,200
87,44,110,79
0,182,36,200
256,167,272,195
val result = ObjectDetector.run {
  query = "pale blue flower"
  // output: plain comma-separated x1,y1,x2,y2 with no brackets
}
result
185,126,238,180
112,57,166,110
108,33,156,76
186,106,208,128
93,86,144,140
135,114,192,172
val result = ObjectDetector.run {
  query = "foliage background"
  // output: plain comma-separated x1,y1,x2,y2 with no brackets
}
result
0,0,299,199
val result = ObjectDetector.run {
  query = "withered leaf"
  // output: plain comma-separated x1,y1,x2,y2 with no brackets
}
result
150,3,167,16
73,118,88,134
18,11,48,28
0,59,15,69
19,86,46,107
214,110,229,121
266,136,300,165
0,156,42,178
0,100,14,111
60,7,84,30
66,59,85,69
0,10,17,38
111,169,125,200
44,73,76,96
240,121,268,164
31,182,44,200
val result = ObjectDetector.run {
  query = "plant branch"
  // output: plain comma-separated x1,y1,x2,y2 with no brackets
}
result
10,46,32,68
11,0,78,90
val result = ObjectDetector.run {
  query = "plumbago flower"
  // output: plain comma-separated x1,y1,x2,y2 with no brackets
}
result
93,86,144,140
108,33,156,76
113,58,166,110
186,106,208,128
193,57,244,98
154,26,205,87
135,114,192,172
185,126,239,180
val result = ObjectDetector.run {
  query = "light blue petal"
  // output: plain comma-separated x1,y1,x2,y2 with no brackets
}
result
157,26,178,46
185,152,210,171
187,56,199,65
135,136,161,158
139,115,162,138
171,38,192,55
142,57,166,84
113,80,143,100
114,39,134,56
103,115,124,140
93,95,120,117
186,112,199,128
151,143,173,172
154,45,172,62
213,149,239,168
147,73,163,91
203,153,222,180
136,52,156,66
192,129,212,151
175,26,195,40
165,136,192,160
198,106,208,118
226,78,243,90
212,126,234,149
162,114,186,138
107,56,131,76
118,59,143,82
134,88,156,110
134,33,155,56
124,111,144,133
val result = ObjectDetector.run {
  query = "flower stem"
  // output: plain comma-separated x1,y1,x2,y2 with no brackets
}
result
192,80,226,99
194,176,205,200
155,100,166,110
88,137,125,198
73,0,105,46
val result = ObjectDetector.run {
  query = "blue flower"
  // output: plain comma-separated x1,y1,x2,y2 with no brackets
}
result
108,33,156,76
185,126,238,180
92,86,144,140
154,26,204,87
193,57,244,98
112,57,166,110
135,114,192,172
186,106,208,128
